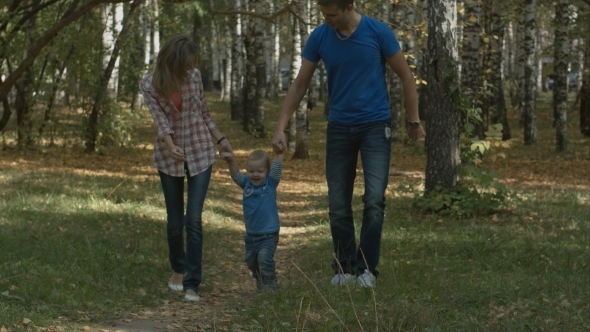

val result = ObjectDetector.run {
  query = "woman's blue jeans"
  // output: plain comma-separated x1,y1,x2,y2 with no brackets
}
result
158,165,212,293
326,120,391,278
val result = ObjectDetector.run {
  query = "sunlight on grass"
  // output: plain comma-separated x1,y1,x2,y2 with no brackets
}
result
1,91,589,330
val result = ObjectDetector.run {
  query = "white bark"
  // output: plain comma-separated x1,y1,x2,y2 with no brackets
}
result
101,3,123,100
523,0,537,144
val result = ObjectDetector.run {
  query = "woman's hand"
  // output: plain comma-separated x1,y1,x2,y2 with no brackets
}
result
218,139,234,161
168,145,186,162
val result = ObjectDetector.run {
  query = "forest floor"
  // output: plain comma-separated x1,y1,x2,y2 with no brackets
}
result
1,91,589,331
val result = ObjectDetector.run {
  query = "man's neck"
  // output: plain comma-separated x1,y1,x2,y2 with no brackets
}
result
341,11,359,34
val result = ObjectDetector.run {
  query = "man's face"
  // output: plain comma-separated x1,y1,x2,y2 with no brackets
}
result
319,3,352,30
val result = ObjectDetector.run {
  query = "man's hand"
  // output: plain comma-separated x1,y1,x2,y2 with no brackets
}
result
272,130,286,154
408,125,426,141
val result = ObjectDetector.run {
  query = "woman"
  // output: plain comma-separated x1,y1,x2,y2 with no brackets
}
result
139,34,233,302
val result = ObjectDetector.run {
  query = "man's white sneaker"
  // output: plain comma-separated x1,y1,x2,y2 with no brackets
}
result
331,273,356,286
357,270,376,288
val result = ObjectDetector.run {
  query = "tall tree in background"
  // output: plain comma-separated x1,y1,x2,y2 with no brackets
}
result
522,0,537,145
553,0,569,152
579,3,590,137
242,0,266,136
489,1,510,140
85,0,141,152
460,0,481,136
101,3,124,100
425,0,461,193
0,0,133,103
293,1,310,159
286,13,302,152
388,1,403,141
513,2,526,120
230,0,244,120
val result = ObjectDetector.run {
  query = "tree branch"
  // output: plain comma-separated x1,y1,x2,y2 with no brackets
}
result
0,0,131,101
208,0,298,23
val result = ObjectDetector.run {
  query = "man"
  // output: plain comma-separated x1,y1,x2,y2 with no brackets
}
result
272,0,425,287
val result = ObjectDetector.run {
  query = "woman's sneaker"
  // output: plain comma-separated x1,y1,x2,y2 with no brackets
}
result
331,273,356,286
357,270,376,288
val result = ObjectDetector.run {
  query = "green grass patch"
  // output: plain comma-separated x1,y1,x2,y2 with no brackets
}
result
1,92,589,331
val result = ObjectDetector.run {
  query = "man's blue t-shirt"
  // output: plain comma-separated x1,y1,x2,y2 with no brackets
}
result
303,15,401,125
232,162,282,235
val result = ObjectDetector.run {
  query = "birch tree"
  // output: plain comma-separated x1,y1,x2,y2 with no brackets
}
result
286,14,302,151
85,0,141,152
425,0,461,193
522,0,537,145
230,0,244,120
554,0,569,152
388,1,403,141
101,3,124,100
489,1,510,140
242,0,266,136
293,1,310,159
460,0,480,136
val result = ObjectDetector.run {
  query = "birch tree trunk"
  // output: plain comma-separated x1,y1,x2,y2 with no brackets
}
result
86,0,141,152
242,0,265,136
267,0,281,101
132,0,153,112
514,4,526,120
230,0,244,120
425,0,461,194
253,0,266,137
287,14,302,151
221,17,232,102
522,0,537,145
388,2,403,141
489,2,510,140
554,0,569,152
293,1,310,159
460,0,480,136
101,3,123,100
417,0,429,121
581,27,590,137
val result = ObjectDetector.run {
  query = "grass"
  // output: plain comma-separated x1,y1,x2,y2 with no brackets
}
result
1,91,589,331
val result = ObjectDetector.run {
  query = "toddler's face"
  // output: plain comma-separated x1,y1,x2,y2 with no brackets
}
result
246,158,269,186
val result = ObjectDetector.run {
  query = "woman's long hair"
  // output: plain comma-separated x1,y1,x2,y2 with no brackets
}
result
152,34,199,99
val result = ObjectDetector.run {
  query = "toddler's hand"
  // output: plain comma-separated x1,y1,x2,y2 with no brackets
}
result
220,152,233,161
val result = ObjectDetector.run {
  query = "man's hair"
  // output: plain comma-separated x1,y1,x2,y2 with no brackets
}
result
152,34,199,99
317,0,354,10
248,150,271,170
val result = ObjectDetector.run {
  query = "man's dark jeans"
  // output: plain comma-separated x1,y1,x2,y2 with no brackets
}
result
326,120,391,277
159,166,212,293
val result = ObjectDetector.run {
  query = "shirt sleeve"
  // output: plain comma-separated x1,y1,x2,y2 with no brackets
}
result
302,28,321,63
232,172,246,189
268,161,282,187
379,23,401,58
140,78,173,141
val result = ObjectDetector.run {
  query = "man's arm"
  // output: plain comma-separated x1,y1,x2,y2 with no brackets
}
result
272,59,318,153
387,51,425,141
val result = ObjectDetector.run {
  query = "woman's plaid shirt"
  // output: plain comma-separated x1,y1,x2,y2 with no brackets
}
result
139,69,217,177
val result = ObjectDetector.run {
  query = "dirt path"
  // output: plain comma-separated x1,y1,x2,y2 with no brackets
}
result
85,226,308,332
